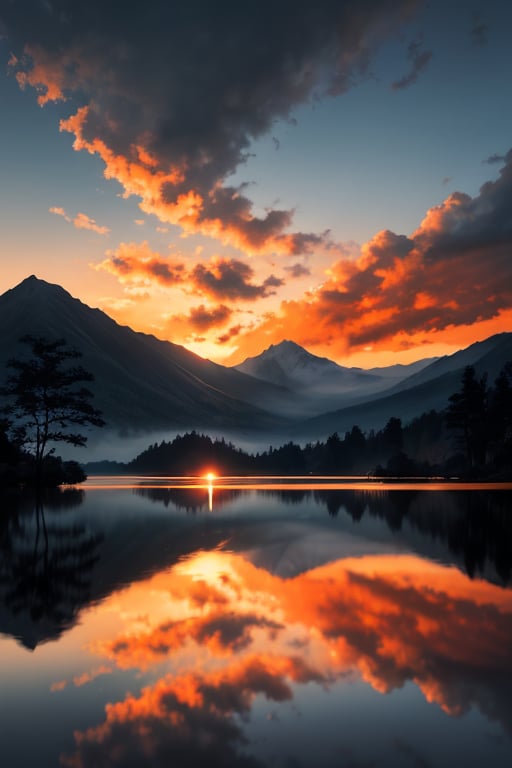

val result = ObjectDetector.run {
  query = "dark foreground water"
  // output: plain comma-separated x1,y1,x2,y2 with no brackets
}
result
1,478,512,768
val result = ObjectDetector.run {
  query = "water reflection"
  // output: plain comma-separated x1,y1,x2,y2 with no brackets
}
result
135,485,243,512
60,549,512,767
137,485,512,586
1,484,512,767
0,489,103,649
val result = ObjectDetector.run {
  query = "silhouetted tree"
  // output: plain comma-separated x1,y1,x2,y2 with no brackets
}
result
0,489,103,647
1,336,104,484
343,425,367,471
382,417,403,455
0,417,22,485
446,365,488,471
324,432,344,472
488,362,512,470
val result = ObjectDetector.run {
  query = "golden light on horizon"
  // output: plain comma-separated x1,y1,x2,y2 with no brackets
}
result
205,471,216,511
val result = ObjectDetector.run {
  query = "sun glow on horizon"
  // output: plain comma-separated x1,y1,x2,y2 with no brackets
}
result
204,471,216,511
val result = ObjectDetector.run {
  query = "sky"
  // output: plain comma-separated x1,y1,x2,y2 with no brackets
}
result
1,0,512,368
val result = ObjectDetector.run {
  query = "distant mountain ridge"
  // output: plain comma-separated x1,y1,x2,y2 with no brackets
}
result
1,276,510,444
295,332,512,437
235,339,383,391
234,338,437,412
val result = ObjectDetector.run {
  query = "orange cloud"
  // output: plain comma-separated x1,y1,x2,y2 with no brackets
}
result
49,206,110,235
50,679,67,693
62,653,321,768
73,665,113,688
7,3,512,361
95,245,284,306
56,106,327,257
86,551,512,727
227,155,512,362
101,612,282,670
95,241,186,286
163,304,234,338
11,47,67,104
216,324,244,344
190,257,283,301
8,0,408,258
61,548,512,766
50,665,113,693
187,304,232,330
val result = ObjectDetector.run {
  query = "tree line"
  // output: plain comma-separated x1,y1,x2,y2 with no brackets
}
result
127,363,512,478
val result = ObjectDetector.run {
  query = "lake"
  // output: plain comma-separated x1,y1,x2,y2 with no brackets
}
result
1,478,512,768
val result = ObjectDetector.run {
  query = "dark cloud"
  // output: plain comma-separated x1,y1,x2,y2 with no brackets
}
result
2,0,417,254
217,324,244,344
285,263,312,278
63,655,322,768
191,258,284,301
63,675,265,768
194,613,283,653
420,148,512,253
392,38,432,90
188,304,232,331
484,153,506,165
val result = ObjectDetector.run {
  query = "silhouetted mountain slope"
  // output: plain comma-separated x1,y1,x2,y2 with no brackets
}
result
384,333,512,395
366,358,438,378
0,276,291,431
297,333,512,438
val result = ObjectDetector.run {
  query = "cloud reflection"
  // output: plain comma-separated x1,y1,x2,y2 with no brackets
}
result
63,550,512,766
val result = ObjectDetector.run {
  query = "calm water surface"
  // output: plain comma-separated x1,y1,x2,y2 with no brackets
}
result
1,478,511,768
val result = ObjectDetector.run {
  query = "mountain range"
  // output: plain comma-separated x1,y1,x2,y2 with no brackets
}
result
0,276,511,450
235,339,436,414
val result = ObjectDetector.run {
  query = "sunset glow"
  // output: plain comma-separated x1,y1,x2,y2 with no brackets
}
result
205,472,216,511
1,485,511,767
1,1,511,366
58,547,512,766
